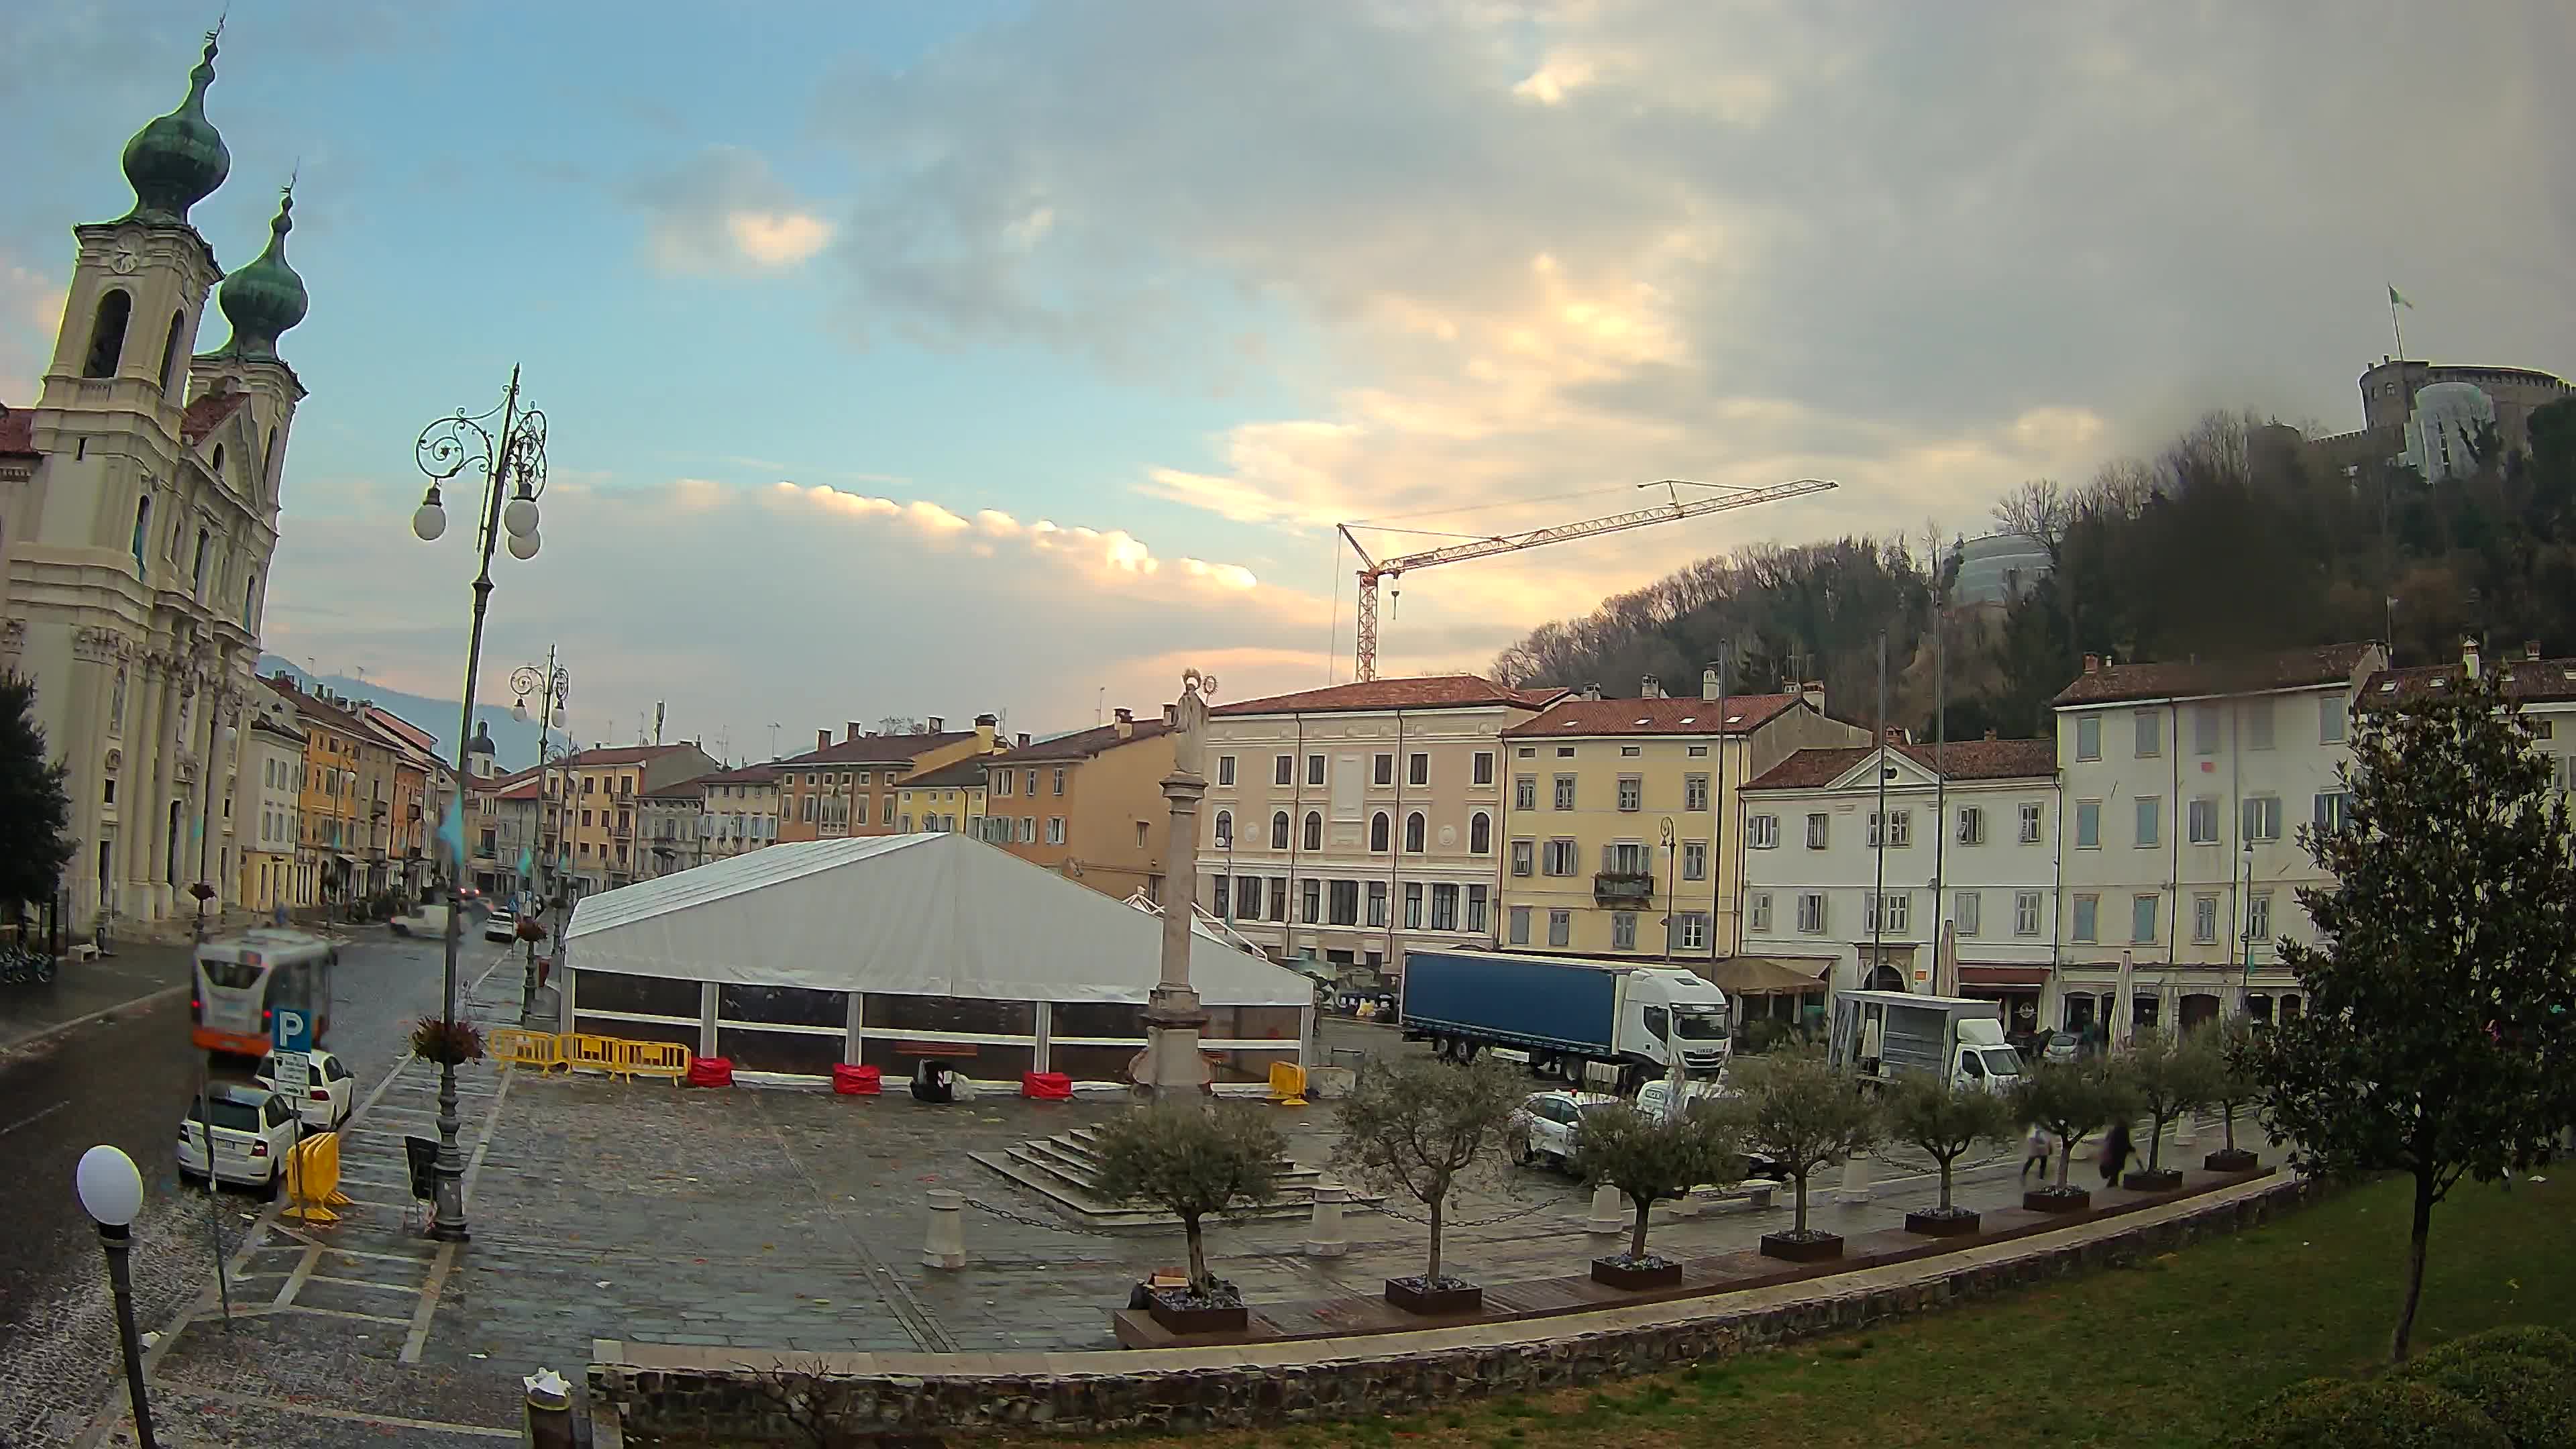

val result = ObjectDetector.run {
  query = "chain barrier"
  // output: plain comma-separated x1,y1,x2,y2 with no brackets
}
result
960,1196,1128,1238
1368,1191,1564,1230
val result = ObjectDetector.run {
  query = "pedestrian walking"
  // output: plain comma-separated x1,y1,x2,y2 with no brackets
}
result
2100,1119,2137,1185
2021,1124,2055,1182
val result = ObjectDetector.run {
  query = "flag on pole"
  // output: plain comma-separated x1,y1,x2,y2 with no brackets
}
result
436,796,466,870
2389,285,2413,309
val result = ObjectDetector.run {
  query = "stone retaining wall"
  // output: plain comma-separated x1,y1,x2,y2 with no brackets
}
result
594,1174,2321,1444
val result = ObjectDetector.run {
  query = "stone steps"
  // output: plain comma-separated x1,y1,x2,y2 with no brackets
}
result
969,1130,1377,1231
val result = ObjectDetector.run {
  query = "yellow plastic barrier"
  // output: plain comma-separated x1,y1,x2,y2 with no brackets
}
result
488,1027,564,1072
619,1038,693,1084
562,1032,627,1079
1268,1061,1309,1106
283,1132,342,1224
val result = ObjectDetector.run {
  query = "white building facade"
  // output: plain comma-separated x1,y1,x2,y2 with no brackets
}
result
1738,738,2061,1038
1201,676,1562,983
237,687,303,912
2051,643,2387,1036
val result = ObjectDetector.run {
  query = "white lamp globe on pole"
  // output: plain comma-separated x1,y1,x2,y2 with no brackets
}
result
411,486,447,543
502,488,540,540
76,1144,144,1227
506,529,541,561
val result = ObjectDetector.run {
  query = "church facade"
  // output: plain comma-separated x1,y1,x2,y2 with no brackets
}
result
0,31,311,928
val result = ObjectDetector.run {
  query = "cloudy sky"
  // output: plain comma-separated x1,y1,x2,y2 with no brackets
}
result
5,1,2570,761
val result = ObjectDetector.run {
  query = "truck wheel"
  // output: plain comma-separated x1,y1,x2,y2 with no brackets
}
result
1457,1041,1480,1065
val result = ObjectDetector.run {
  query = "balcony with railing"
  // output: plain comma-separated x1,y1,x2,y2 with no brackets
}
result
1593,871,1655,906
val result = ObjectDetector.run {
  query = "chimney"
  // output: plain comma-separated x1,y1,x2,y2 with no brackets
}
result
1016,732,1031,748
1799,680,1827,713
843,720,862,743
2462,636,2481,680
927,716,945,733
1701,666,1721,701
1582,681,1603,702
2527,640,2544,662
974,712,998,749
1114,706,1134,739
2082,653,2100,675
1984,729,1999,741
1641,675,1662,699
817,729,830,752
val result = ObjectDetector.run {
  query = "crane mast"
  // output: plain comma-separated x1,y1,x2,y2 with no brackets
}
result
1338,476,1839,682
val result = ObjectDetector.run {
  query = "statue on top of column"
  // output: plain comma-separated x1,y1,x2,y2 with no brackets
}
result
1171,667,1218,780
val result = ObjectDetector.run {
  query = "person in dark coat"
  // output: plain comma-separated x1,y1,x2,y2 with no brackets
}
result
2100,1119,2136,1183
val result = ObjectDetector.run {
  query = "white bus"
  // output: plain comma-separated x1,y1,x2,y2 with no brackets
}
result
193,928,337,1059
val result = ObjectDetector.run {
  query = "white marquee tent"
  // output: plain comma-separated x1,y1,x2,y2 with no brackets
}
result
559,832,1313,1084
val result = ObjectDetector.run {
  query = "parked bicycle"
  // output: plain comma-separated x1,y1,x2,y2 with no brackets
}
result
0,944,57,985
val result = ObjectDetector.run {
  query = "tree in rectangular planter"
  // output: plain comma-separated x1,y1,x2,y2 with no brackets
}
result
2201,1018,2263,1172
1092,1104,1285,1316
1570,1097,1745,1284
2233,663,2576,1362
1332,1055,1523,1312
1734,1048,1882,1258
2008,1059,2135,1210
1885,1072,2016,1235
2123,1028,2218,1187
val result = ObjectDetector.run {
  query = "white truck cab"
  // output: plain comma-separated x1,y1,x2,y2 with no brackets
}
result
1620,967,1735,1077
1830,990,2024,1095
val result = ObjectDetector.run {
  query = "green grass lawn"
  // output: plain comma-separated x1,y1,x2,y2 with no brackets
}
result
1040,1173,2573,1449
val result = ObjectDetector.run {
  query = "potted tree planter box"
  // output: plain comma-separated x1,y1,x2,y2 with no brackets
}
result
1904,1208,1982,1238
2121,1167,2186,1191
1758,1231,1844,1263
2023,1186,2091,1214
1140,1277,1248,1335
1590,1255,1684,1290
2204,1148,2260,1173
1383,1277,1484,1315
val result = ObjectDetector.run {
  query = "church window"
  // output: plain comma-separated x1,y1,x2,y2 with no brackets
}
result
84,290,131,378
156,311,186,395
211,443,225,480
129,496,151,573
193,528,210,590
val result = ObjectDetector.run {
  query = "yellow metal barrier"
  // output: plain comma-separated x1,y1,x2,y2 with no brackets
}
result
562,1032,627,1079
488,1027,564,1071
283,1132,343,1224
618,1038,693,1083
1268,1061,1309,1106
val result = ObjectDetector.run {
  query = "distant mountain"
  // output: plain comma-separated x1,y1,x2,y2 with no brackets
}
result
257,657,568,772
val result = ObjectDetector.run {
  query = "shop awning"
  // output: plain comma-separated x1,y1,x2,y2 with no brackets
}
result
1958,965,2051,987
1702,955,1833,996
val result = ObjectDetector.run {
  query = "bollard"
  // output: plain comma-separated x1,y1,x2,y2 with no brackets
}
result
1585,1183,1625,1236
2174,1110,2199,1150
1833,1153,1873,1205
922,1189,967,1269
523,1368,574,1449
1304,1179,1349,1258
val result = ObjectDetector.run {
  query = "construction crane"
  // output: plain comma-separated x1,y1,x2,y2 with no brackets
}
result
1336,477,1839,682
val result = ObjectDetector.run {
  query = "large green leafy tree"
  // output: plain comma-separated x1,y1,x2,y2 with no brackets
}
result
0,673,74,917
2235,665,2576,1362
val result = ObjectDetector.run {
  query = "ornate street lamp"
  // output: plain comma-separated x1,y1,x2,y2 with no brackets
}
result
409,368,548,1242
511,650,570,1016
76,1145,156,1448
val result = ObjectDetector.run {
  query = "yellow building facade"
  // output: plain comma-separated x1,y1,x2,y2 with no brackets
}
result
1497,680,1864,960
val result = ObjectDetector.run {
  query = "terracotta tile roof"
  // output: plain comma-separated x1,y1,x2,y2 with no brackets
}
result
904,758,991,789
2365,655,2576,706
1212,675,1565,717
0,405,34,457
2050,643,2379,707
180,390,250,445
1744,738,2057,792
1502,694,1802,739
640,776,709,800
494,775,542,802
693,763,782,786
773,731,981,767
561,743,704,768
262,674,367,735
991,718,1173,762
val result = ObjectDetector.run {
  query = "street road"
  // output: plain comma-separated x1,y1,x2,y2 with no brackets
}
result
0,928,510,1447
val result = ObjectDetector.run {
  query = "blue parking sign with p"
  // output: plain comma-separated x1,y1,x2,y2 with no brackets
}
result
274,1007,314,1053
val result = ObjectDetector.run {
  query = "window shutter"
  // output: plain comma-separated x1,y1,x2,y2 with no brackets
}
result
1600,843,1613,873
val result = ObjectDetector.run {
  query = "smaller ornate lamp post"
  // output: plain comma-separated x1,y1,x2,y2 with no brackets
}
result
76,1145,156,1449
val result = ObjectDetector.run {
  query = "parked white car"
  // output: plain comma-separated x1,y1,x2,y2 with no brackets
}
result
1509,1089,1621,1175
253,1047,356,1131
176,1083,300,1196
484,906,518,943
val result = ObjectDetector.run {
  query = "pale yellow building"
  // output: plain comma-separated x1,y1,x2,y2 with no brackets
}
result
1497,673,1864,961
556,743,719,898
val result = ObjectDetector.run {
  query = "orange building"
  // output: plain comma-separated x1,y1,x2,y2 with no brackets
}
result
987,708,1176,902
774,714,1002,843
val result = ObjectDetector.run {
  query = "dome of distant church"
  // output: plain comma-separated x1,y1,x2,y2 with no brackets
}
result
120,35,230,226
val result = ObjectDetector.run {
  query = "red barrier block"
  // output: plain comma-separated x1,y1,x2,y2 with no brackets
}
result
1021,1071,1072,1100
832,1062,881,1096
686,1056,735,1087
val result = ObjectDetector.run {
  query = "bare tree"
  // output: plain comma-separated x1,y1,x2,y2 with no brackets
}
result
1990,478,2072,565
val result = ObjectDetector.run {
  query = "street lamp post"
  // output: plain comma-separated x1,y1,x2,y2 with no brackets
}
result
512,652,570,1016
76,1144,156,1449
1140,669,1217,1101
410,367,549,1242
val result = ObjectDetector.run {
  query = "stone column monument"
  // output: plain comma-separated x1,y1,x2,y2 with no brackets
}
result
1138,668,1218,1100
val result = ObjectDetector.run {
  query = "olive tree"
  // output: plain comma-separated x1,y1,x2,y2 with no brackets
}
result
2128,1028,2218,1174
2010,1059,2137,1191
1332,1055,1523,1285
1571,1099,1746,1262
2233,665,2576,1362
1884,1073,2017,1215
1091,1104,1286,1298
1733,1049,1882,1238
2203,1017,2261,1159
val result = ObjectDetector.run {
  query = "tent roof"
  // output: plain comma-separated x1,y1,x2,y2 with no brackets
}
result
563,832,1312,1008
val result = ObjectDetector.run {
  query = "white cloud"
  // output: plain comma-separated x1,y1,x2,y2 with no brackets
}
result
630,146,835,274
0,255,65,403
724,210,835,267
767,482,1263,591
